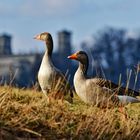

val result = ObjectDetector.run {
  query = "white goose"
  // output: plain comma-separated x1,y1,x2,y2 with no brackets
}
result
34,32,73,102
68,51,140,106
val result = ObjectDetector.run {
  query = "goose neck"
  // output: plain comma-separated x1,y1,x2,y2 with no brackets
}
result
45,40,53,57
78,62,88,76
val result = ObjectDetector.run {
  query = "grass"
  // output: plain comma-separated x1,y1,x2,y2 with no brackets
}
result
0,85,140,140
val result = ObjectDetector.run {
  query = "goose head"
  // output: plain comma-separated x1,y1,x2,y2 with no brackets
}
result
34,32,53,56
68,51,89,75
34,32,52,42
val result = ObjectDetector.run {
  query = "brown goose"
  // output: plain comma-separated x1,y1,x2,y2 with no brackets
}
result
34,32,73,102
68,51,140,106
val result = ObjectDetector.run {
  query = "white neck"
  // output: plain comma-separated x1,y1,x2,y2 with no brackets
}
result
74,64,86,89
40,51,54,70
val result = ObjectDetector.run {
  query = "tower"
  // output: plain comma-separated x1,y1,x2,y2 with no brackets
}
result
0,34,12,55
57,30,72,73
58,30,72,58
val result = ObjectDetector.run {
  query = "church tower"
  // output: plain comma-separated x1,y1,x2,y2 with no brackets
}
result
0,34,12,55
57,30,72,72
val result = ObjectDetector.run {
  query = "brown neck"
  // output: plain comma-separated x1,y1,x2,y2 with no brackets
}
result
79,59,89,76
45,37,53,57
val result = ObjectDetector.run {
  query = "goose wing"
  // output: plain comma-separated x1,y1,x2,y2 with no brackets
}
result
91,78,140,97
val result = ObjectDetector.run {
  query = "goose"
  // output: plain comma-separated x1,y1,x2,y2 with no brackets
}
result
68,51,140,106
34,32,73,102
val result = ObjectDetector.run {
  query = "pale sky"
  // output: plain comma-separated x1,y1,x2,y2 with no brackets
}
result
0,0,140,53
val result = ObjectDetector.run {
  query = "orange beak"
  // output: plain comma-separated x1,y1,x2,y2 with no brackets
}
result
33,34,41,40
67,53,77,59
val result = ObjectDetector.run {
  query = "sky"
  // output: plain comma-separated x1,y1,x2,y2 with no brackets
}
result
0,0,140,54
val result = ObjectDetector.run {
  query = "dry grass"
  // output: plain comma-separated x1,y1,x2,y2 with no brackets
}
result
0,86,140,140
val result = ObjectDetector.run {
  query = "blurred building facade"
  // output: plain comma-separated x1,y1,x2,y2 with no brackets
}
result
0,30,74,87
56,30,72,73
0,34,12,55
58,30,72,58
0,33,41,87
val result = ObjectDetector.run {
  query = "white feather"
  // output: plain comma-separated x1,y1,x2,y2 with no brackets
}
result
117,95,140,104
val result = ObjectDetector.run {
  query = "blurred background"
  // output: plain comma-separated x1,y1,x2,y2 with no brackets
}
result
0,0,140,90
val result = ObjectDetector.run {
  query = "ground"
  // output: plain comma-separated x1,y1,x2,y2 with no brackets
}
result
0,86,140,140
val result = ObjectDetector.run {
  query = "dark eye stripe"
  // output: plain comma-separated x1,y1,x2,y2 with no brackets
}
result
78,51,86,55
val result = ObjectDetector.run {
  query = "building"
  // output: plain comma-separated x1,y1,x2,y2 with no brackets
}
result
0,33,42,87
58,30,72,58
0,53,42,87
0,30,74,87
0,34,12,55
57,30,72,73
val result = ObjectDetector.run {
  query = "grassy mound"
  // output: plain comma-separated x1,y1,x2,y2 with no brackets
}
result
0,86,140,139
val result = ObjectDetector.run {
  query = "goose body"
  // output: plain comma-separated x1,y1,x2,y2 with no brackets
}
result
68,51,140,106
34,32,73,101
38,52,54,93
74,67,117,105
38,51,63,93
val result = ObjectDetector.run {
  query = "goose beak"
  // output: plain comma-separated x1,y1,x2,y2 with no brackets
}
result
33,34,41,40
67,53,77,59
